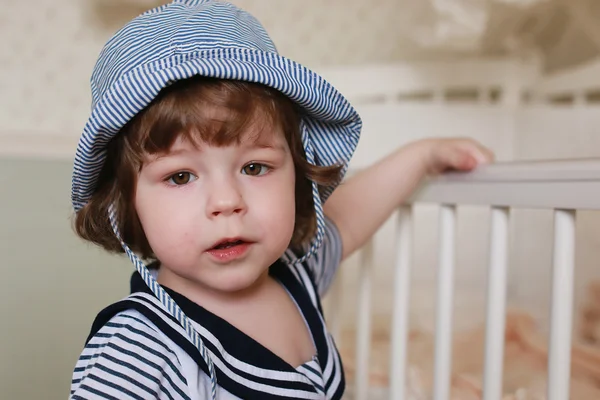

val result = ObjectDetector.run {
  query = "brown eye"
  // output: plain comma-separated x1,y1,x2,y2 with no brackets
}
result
168,172,194,185
242,163,269,176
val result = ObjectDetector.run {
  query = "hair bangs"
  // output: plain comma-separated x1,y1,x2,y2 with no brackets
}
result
125,76,283,161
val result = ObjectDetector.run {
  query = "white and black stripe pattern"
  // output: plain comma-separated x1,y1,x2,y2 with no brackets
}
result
124,294,326,399
282,218,345,399
296,360,325,396
70,311,192,400
282,260,345,399
107,204,218,399
73,290,341,398
71,307,326,400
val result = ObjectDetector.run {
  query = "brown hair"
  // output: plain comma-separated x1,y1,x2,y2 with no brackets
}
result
74,75,342,259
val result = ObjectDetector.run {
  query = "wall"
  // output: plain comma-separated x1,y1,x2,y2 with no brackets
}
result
0,0,414,137
0,156,133,399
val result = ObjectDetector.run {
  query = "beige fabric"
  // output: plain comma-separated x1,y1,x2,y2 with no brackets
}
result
339,282,600,399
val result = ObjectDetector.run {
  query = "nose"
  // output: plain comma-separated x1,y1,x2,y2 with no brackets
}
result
206,177,246,218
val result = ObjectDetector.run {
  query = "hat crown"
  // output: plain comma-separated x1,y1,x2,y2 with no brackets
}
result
91,0,277,109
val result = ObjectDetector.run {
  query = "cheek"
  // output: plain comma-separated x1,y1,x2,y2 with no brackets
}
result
253,171,297,239
263,190,295,230
135,186,200,257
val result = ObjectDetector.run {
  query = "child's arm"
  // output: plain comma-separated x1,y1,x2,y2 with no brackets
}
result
324,137,494,261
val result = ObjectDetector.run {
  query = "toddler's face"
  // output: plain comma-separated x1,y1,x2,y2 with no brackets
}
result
134,125,296,296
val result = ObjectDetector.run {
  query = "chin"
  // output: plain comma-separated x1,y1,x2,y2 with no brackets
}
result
210,269,268,293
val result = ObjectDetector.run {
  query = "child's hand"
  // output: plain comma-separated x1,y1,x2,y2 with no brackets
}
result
325,136,494,259
424,137,494,175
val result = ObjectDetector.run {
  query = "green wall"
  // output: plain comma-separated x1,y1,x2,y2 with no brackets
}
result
0,156,132,399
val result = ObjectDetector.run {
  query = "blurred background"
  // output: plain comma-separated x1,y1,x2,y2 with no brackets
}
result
3,0,600,398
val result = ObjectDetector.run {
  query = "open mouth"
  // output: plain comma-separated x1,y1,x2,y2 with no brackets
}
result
207,238,251,262
212,239,245,250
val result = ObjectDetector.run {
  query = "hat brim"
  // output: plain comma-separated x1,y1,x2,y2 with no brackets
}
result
71,49,362,211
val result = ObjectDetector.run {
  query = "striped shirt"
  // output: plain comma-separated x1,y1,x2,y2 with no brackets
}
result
70,217,345,399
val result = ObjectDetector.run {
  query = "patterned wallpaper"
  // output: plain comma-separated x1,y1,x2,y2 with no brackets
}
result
0,0,409,136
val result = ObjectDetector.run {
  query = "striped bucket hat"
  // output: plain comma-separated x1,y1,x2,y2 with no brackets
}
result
71,0,361,396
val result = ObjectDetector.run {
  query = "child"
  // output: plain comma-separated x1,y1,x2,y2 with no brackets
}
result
68,1,493,399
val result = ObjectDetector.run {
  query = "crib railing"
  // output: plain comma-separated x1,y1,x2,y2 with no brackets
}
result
333,158,600,400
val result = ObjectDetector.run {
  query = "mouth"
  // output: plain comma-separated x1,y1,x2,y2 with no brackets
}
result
206,237,252,262
209,237,249,250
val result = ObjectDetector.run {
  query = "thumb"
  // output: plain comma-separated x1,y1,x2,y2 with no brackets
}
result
441,144,479,171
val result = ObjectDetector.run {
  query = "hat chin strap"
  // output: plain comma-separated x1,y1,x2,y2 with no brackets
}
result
286,123,325,266
108,204,218,400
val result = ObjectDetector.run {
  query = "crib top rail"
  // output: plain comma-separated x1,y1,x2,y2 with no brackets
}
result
407,158,600,210
313,59,538,106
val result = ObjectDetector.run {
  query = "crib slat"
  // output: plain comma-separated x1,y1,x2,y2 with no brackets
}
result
433,205,457,400
483,207,510,400
355,240,373,400
547,209,576,400
389,206,413,400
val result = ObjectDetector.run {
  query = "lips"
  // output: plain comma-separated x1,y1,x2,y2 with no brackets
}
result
206,237,252,262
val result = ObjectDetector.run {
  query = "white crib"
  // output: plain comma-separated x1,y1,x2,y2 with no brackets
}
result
333,160,600,400
311,58,600,400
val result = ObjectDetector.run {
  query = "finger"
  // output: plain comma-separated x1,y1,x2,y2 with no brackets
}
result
448,148,478,171
463,142,494,165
